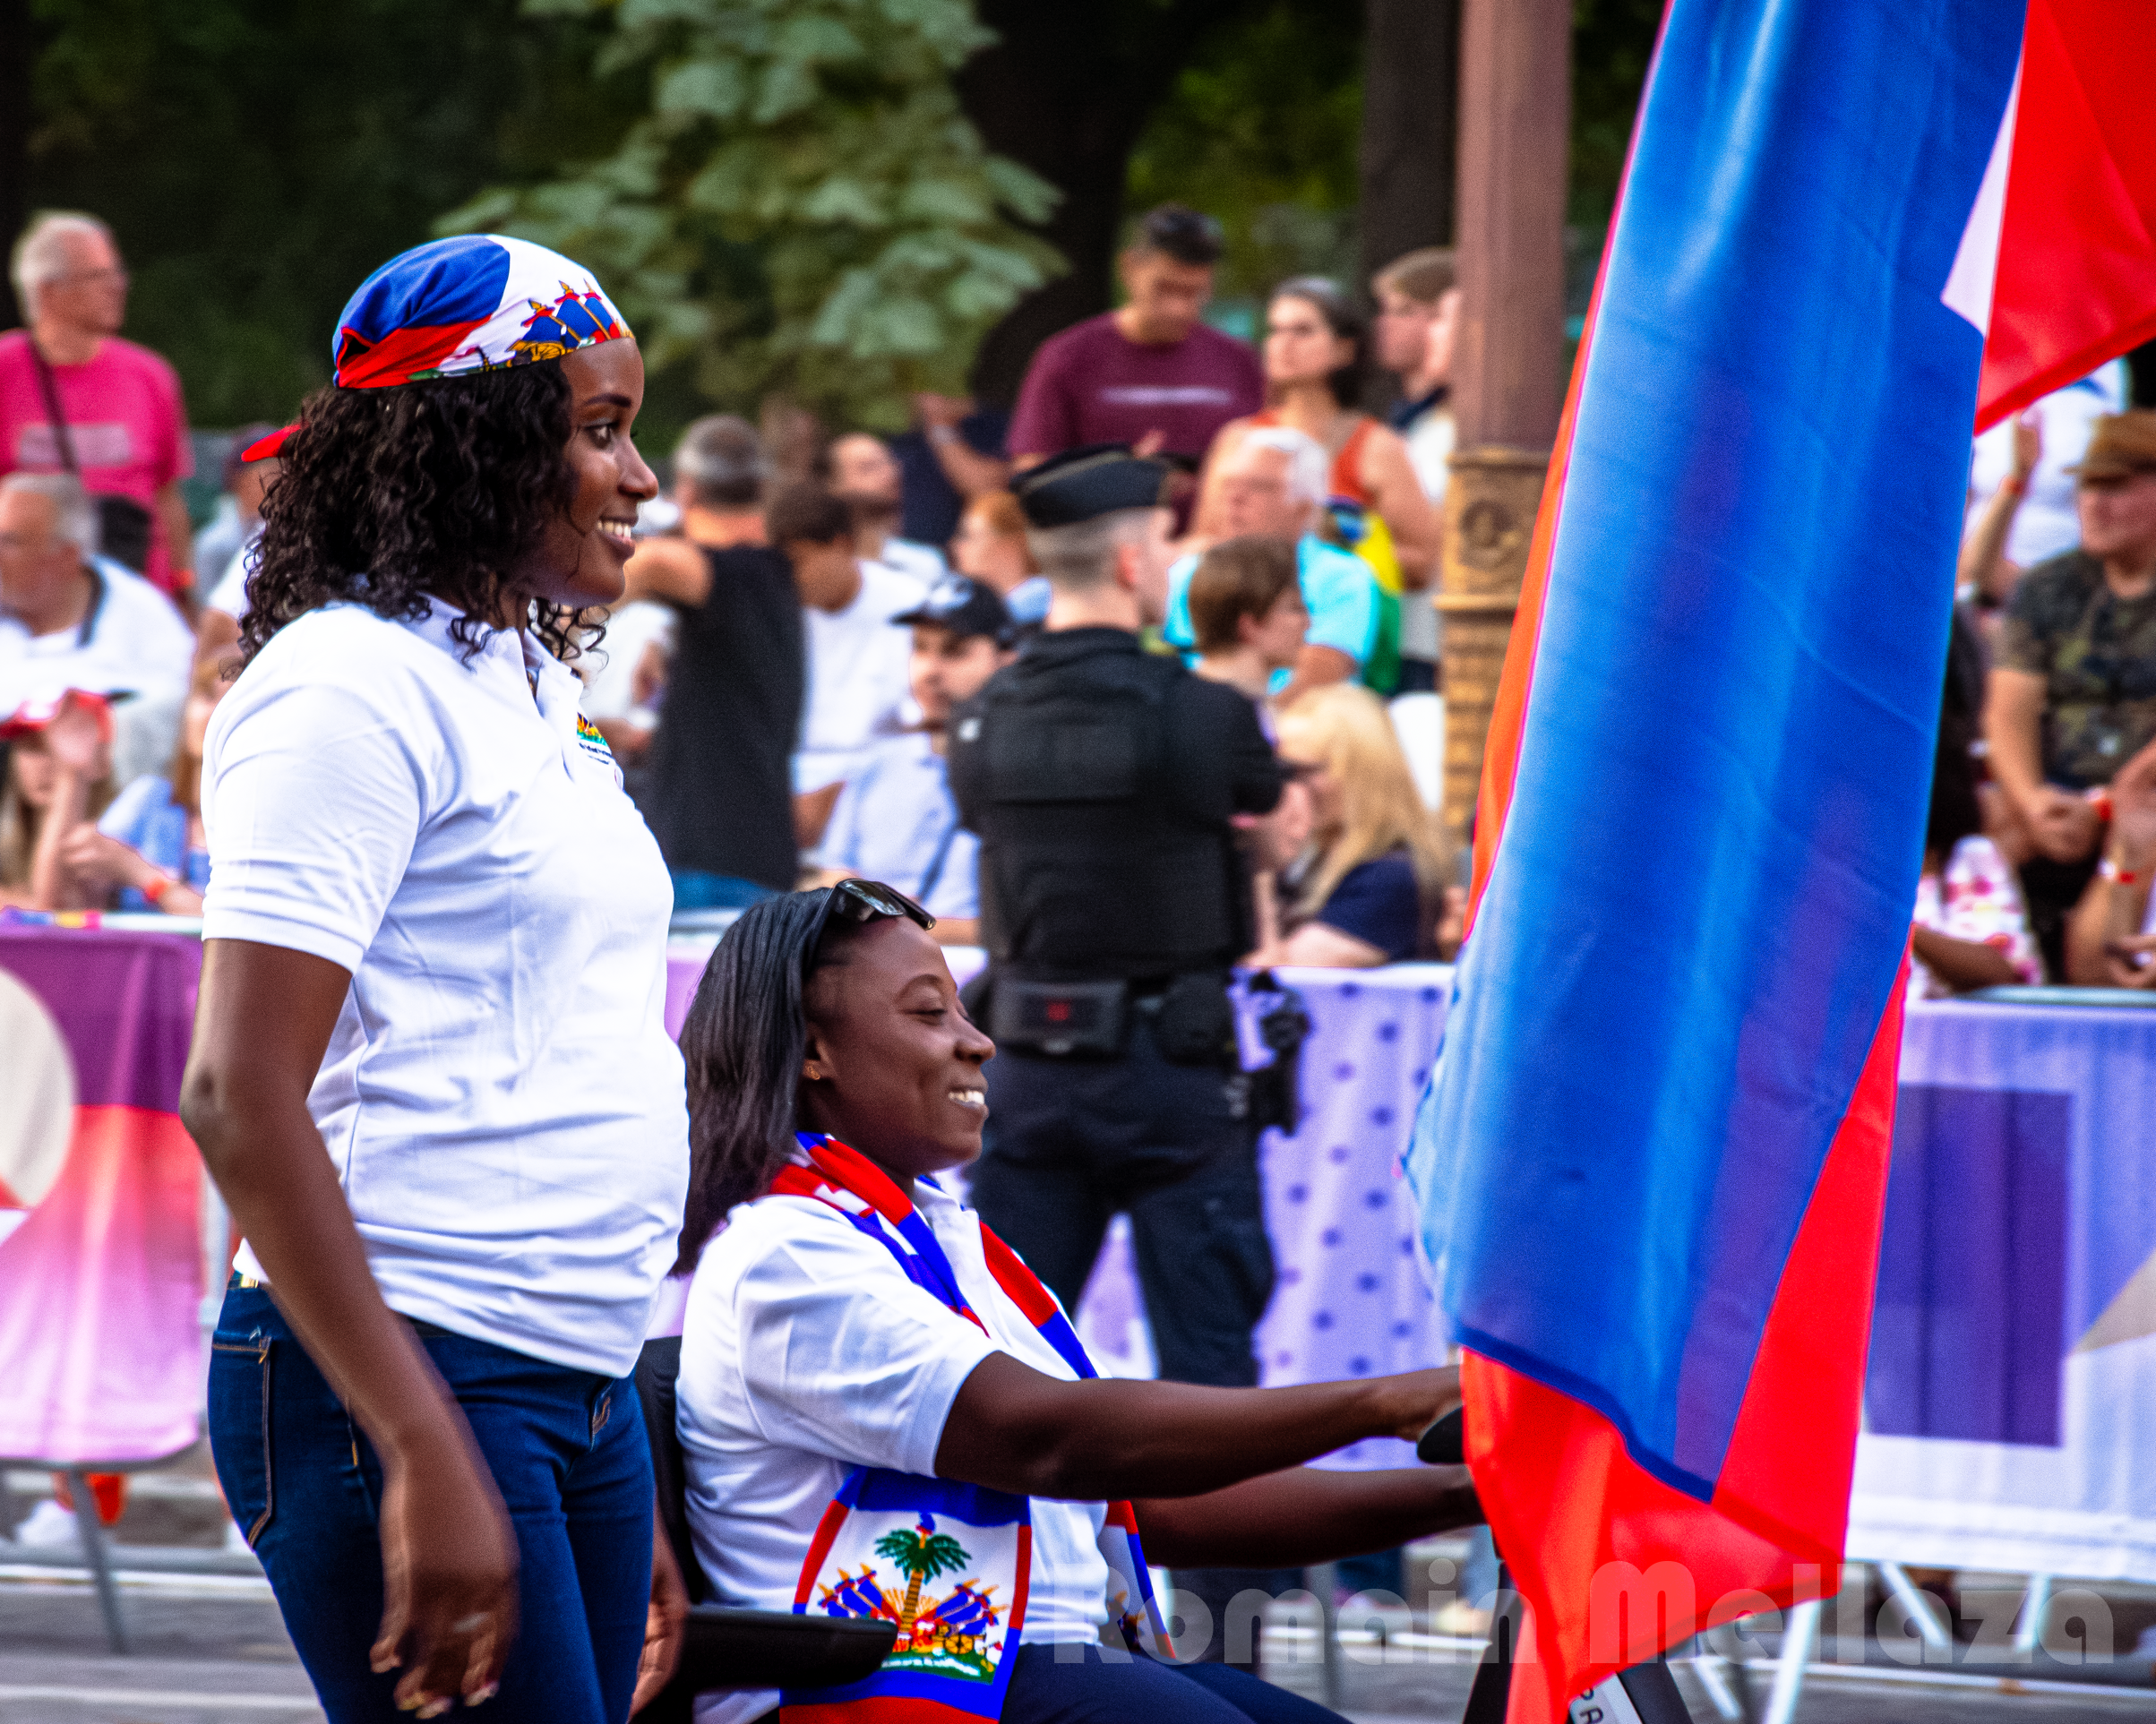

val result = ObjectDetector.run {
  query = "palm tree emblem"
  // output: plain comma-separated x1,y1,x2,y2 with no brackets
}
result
875,1518,971,1642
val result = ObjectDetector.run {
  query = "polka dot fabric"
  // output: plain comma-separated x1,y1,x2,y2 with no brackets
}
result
1072,965,1453,1468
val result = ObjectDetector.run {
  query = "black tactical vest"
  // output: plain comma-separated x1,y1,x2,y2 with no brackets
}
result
948,636,1250,982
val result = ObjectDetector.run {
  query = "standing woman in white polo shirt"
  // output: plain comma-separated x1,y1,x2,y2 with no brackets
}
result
182,237,689,1724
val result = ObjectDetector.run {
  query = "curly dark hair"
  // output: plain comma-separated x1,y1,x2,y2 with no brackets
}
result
236,364,599,667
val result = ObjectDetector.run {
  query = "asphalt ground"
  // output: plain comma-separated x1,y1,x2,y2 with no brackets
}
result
8,1578,2156,1724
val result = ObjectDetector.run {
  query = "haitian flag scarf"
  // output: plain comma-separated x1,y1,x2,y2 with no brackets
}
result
767,1135,1167,1721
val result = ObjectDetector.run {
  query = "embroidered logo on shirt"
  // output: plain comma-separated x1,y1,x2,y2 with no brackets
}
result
575,714,614,761
574,714,625,788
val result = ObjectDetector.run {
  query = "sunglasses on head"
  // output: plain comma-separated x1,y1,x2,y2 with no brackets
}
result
805,879,936,972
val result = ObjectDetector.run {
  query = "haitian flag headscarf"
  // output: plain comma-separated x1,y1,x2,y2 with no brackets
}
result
242,233,634,462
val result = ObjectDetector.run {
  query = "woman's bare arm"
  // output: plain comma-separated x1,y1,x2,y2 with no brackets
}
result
1136,1465,1480,1569
182,939,520,1714
935,1351,1456,1503
1360,425,1441,589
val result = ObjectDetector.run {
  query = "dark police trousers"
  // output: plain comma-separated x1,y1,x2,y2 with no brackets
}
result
969,1011,1283,1661
969,1010,1274,1387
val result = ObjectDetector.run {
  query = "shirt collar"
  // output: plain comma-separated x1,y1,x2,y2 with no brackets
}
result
396,595,581,733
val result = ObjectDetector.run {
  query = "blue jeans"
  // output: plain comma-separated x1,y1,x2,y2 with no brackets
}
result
1001,1645,1347,1721
208,1282,653,1724
669,870,778,912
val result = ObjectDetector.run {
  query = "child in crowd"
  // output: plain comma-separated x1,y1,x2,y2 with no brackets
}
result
812,576,1013,945
54,653,230,914
0,690,117,909
1185,535,1310,709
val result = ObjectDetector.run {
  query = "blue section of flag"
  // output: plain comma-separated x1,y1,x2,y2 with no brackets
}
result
1409,0,2022,1499
849,1469,1030,1526
337,234,510,352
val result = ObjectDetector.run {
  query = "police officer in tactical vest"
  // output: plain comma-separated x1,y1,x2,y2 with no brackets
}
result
949,445,1286,1405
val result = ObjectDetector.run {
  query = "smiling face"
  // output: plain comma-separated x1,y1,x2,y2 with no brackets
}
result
797,917,995,1182
508,341,657,614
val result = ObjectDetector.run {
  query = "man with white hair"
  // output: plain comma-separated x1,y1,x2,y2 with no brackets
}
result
0,213,196,599
1164,424,1380,706
0,472,193,729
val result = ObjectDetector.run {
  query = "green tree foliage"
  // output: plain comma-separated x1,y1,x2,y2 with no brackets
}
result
1571,0,1662,232
1124,0,1361,333
23,0,620,425
1130,0,1660,336
446,0,1062,430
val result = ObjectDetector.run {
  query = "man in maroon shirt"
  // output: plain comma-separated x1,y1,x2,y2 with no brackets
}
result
1008,205,1264,486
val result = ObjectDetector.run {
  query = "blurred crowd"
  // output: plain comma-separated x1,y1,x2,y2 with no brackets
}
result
4,202,2152,993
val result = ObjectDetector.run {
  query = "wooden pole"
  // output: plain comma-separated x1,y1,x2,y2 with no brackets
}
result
1438,0,1570,860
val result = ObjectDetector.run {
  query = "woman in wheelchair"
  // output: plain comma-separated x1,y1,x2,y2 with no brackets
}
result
671,881,1482,1724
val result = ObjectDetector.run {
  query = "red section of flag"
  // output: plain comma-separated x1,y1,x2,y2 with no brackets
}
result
1465,962,1904,1722
1978,0,2156,430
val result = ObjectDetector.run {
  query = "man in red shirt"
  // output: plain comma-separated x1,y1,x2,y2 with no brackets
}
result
2,215,195,599
1008,205,1263,489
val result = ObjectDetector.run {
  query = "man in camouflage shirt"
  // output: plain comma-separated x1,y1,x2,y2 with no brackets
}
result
1988,410,2156,973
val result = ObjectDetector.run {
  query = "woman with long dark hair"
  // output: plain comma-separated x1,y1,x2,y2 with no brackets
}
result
671,881,1480,1724
1191,277,1440,588
182,236,688,1722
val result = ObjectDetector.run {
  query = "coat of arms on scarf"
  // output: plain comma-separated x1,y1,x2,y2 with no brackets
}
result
788,1471,1031,1719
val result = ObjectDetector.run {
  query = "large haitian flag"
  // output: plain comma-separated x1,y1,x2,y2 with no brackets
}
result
1405,4,2023,1719
0,927,204,1462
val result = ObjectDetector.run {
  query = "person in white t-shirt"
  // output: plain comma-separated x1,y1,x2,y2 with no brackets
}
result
0,471,193,708
772,481,926,846
182,236,689,1723
829,430,949,586
669,888,1480,1724
812,576,1013,944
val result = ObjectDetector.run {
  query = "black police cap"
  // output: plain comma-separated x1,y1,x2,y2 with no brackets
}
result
1010,444,1172,528
892,575,1015,646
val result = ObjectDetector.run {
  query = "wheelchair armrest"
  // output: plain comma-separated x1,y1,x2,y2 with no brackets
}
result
1417,1405,1465,1466
634,1607,898,1720
677,1605,898,1689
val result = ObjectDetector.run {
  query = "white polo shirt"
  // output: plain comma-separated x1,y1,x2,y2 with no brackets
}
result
794,562,926,794
0,555,193,712
201,599,687,1378
812,732,978,918
678,1177,1111,1724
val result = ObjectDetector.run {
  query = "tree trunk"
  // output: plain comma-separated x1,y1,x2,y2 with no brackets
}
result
958,0,1254,407
1357,0,1460,286
0,0,31,330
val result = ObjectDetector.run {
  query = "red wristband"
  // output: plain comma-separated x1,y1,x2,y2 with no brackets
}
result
140,871,172,905
1999,474,2028,498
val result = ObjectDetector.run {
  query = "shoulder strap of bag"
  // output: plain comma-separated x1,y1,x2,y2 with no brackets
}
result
27,341,82,476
